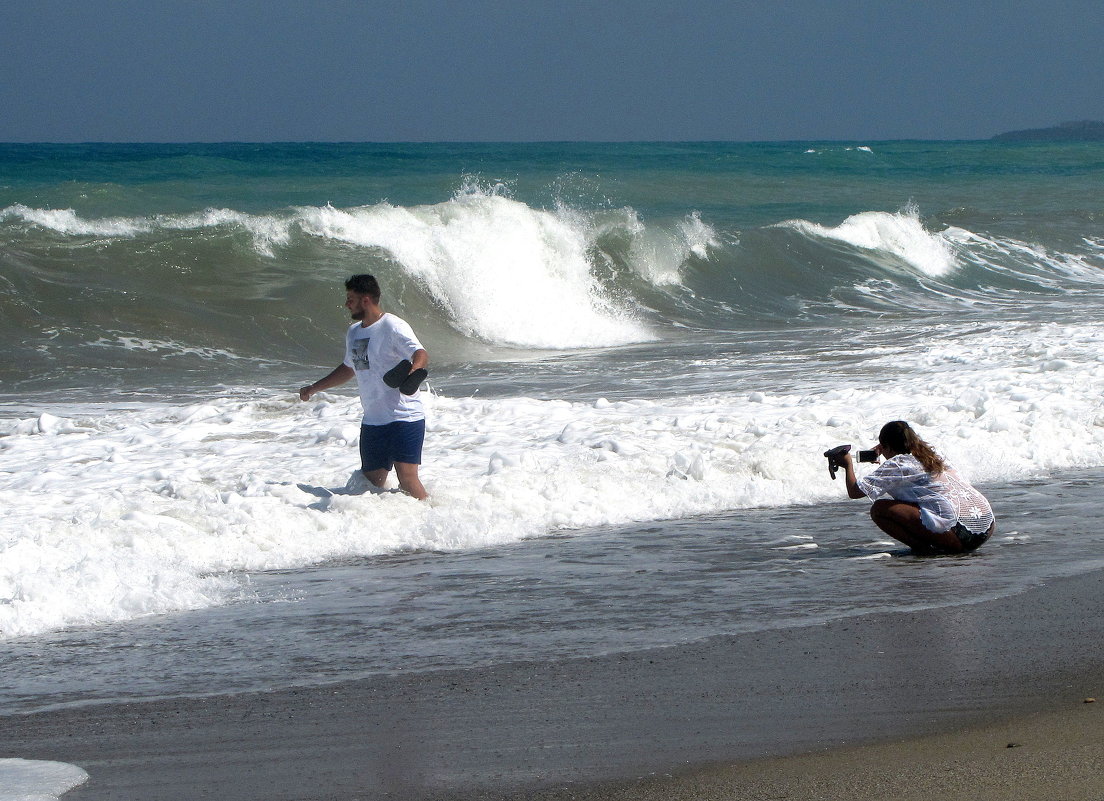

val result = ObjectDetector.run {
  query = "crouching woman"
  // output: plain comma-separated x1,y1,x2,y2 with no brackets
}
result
840,420,995,554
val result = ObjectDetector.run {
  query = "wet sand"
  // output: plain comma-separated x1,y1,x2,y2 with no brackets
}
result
517,702,1104,801
4,567,1103,800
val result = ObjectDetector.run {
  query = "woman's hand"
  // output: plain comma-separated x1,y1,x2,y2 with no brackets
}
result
842,451,867,499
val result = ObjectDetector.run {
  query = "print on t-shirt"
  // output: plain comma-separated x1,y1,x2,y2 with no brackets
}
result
350,338,370,371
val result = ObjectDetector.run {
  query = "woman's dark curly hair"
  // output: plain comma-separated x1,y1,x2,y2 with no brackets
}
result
879,420,945,475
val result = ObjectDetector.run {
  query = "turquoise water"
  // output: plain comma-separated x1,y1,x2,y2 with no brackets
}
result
2,141,1104,711
3,141,1104,396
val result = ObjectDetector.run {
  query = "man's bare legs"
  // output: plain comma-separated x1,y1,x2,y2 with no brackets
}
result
363,463,427,500
394,462,427,500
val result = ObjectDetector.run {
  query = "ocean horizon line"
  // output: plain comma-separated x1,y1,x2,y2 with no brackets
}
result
0,136,1062,146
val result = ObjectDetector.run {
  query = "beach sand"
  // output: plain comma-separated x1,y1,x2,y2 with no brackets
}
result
518,702,1104,801
4,565,1103,800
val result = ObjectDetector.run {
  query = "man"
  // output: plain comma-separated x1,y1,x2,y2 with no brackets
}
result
299,274,429,499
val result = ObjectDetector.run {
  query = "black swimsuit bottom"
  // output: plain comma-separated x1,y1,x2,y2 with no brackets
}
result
949,521,994,553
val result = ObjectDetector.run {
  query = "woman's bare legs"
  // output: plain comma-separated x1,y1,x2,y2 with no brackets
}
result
869,499,962,553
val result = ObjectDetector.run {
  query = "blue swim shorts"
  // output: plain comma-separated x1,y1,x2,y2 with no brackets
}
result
359,419,425,472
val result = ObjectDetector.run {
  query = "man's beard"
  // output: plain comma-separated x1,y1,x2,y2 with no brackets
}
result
351,310,365,320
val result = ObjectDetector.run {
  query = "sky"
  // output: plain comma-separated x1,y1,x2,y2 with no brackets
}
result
2,0,1103,142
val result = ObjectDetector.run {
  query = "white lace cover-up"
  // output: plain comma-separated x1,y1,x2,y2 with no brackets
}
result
855,453,994,535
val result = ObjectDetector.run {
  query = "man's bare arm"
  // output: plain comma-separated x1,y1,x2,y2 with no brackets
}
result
299,364,354,401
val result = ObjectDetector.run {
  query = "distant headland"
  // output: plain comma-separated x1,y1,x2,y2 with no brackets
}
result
992,120,1104,141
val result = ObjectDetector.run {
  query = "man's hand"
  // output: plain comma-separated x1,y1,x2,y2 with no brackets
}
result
399,368,428,395
298,364,354,402
383,360,412,388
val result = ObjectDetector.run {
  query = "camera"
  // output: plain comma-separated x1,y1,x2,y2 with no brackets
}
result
823,444,879,480
822,444,850,480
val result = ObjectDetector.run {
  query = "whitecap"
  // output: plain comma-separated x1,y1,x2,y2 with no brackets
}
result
295,195,653,349
777,203,957,277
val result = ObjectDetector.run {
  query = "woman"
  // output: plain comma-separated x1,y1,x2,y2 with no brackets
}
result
839,421,995,554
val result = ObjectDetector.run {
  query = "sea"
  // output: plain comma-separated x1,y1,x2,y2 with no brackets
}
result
2,141,1104,725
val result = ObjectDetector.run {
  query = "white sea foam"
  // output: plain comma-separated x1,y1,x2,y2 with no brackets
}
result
598,207,717,285
295,194,655,348
2,319,1103,639
4,193,718,349
780,205,958,277
160,208,292,257
87,333,263,362
945,227,1104,287
0,204,288,256
0,759,88,801
1,204,150,237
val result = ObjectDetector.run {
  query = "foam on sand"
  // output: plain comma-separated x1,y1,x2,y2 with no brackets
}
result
0,759,88,801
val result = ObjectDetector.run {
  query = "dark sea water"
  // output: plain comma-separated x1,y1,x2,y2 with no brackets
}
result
2,142,1104,713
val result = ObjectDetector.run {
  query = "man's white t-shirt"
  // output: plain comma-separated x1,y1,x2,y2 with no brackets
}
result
343,313,425,426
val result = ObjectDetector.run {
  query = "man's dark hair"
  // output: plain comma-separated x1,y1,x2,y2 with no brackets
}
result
345,274,381,303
